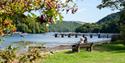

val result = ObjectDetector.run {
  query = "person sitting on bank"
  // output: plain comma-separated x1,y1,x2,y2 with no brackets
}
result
78,36,88,44
78,37,85,44
84,36,88,43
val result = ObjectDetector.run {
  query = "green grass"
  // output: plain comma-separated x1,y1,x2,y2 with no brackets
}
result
43,44,125,63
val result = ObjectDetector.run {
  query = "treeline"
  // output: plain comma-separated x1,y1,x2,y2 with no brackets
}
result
75,23,101,33
13,11,121,33
49,21,82,32
13,14,83,33
75,12,121,33
13,14,47,33
11,13,83,33
75,22,120,33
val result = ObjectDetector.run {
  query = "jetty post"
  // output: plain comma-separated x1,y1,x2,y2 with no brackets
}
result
54,34,58,38
90,34,93,38
68,34,71,38
98,34,101,38
61,34,64,38
75,34,78,38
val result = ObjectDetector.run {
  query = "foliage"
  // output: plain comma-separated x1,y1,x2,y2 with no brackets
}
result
49,21,82,32
75,23,102,33
0,45,46,63
100,21,120,33
19,48,46,63
75,0,125,33
0,0,78,36
0,46,17,63
97,0,125,10
75,18,120,33
120,24,125,41
97,12,120,33
0,18,16,36
97,12,120,24
15,20,82,33
98,0,125,40
110,40,125,44
15,14,47,33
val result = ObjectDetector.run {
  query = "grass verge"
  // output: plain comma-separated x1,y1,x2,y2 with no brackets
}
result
43,44,125,63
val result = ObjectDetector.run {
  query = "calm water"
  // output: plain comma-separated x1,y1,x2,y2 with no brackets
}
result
0,32,111,48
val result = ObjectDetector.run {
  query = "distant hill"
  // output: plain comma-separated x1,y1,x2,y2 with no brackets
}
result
97,12,120,24
73,21,86,24
75,12,121,33
49,11,122,33
49,21,83,32
96,11,121,33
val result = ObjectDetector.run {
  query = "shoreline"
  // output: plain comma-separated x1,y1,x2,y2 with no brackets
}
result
0,39,111,53
43,40,111,53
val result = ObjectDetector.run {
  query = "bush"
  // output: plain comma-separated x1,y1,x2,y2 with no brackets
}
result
19,48,46,63
0,46,17,63
111,35,121,41
0,45,46,63
110,40,125,44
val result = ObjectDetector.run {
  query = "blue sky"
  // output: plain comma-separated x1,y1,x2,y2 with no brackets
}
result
28,0,119,23
62,0,119,23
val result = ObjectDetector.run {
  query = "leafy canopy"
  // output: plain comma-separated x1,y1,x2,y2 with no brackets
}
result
97,0,125,10
0,0,78,36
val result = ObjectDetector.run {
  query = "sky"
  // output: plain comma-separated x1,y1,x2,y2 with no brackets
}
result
28,0,119,23
62,0,119,23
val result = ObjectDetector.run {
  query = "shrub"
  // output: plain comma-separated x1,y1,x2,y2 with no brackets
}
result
0,46,17,63
19,48,46,63
0,45,46,63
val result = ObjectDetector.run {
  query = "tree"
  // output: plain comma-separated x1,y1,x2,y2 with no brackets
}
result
0,0,78,36
98,0,125,40
75,23,102,33
97,0,125,10
97,0,125,24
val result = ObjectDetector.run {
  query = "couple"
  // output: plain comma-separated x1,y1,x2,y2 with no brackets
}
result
78,36,87,44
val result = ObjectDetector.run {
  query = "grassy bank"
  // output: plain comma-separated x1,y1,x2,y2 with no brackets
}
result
43,44,125,63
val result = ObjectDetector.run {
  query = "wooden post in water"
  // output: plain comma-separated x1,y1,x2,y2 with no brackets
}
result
98,34,101,38
68,34,71,38
55,34,58,38
61,34,64,38
107,34,109,38
75,34,78,38
90,34,93,38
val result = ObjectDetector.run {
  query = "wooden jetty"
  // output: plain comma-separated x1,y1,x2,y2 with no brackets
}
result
54,32,119,38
